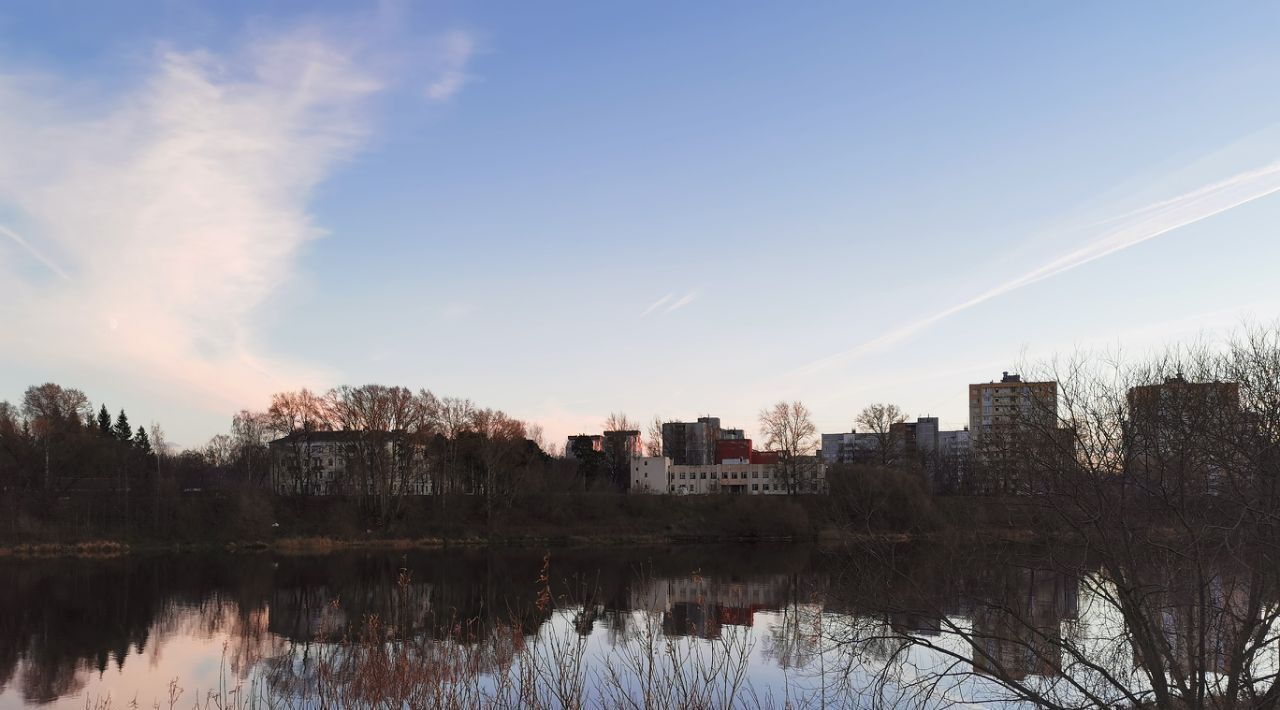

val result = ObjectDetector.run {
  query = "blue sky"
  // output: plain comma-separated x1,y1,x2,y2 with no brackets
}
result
2,2,1279,448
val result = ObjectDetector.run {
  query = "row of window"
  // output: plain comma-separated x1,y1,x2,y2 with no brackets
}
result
671,470,775,480
669,483,774,493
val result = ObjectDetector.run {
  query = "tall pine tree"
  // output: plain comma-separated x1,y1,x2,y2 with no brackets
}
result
133,426,152,455
97,405,113,437
113,410,132,441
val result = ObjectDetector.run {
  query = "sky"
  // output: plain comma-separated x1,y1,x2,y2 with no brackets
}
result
2,1,1280,450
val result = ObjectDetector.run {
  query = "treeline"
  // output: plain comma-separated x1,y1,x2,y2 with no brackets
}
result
0,383,158,496
0,383,639,541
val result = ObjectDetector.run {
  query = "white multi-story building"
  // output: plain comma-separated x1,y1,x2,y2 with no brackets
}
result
630,456,824,495
269,431,432,496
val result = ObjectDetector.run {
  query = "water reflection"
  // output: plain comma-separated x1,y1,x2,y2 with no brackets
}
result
0,543,1273,708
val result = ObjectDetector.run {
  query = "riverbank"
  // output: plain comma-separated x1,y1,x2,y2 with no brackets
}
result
0,525,1060,558
1,489,1062,556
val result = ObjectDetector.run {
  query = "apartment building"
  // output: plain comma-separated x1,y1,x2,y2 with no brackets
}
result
820,430,880,464
1126,375,1243,494
968,372,1063,494
968,372,1058,447
269,431,431,496
821,417,970,465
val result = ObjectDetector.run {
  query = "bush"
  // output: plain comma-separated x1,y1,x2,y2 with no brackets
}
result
826,464,942,533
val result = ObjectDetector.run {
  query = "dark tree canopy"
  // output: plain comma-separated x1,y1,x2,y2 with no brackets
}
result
97,405,113,438
112,410,132,442
133,426,152,455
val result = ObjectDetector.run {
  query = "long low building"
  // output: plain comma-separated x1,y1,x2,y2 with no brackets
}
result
630,456,824,495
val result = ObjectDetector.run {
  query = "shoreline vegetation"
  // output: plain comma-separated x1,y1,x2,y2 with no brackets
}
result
0,492,1063,558
0,530,1012,558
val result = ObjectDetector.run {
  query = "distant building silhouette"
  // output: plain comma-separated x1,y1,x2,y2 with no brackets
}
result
1125,375,1243,495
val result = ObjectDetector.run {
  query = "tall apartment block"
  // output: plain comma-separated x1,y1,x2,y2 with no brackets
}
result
968,372,1061,493
968,372,1058,448
1126,375,1242,493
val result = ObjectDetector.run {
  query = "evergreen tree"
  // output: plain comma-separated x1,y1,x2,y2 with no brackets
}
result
113,409,132,441
133,426,152,455
97,405,113,437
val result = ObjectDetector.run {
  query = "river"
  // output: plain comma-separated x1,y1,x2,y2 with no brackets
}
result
0,541,1261,708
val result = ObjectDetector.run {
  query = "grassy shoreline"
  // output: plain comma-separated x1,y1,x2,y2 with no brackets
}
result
0,526,1058,558
1,490,1063,557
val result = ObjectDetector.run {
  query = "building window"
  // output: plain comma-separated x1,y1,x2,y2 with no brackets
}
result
752,484,759,491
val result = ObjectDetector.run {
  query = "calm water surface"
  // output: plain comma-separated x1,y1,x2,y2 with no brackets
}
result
0,544,1083,708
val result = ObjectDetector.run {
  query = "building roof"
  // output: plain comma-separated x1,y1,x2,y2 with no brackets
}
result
269,430,392,445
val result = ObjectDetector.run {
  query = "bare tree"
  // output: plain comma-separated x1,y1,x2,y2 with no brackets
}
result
265,388,334,495
21,383,90,491
327,385,434,523
855,403,907,466
599,412,641,490
758,401,819,494
525,422,547,454
472,408,527,522
430,396,476,494
827,326,1280,709
205,434,235,468
645,416,666,457
231,410,272,486
603,412,637,432
265,388,331,434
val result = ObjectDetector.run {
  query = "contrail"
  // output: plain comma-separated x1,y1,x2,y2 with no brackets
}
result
665,291,698,313
0,224,71,281
792,159,1280,377
641,293,673,316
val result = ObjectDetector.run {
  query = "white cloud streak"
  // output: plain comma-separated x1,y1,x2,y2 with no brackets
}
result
641,293,673,316
665,291,698,313
793,158,1280,377
0,224,70,280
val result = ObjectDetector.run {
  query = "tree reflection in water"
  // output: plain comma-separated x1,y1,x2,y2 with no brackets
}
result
0,541,1274,708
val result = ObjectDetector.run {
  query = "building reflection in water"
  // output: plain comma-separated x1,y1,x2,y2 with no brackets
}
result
969,567,1079,681
628,575,793,640
9,543,1271,707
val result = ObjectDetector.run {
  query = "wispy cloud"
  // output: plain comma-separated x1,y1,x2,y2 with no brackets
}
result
641,293,673,316
0,26,384,413
793,157,1280,377
425,30,475,102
